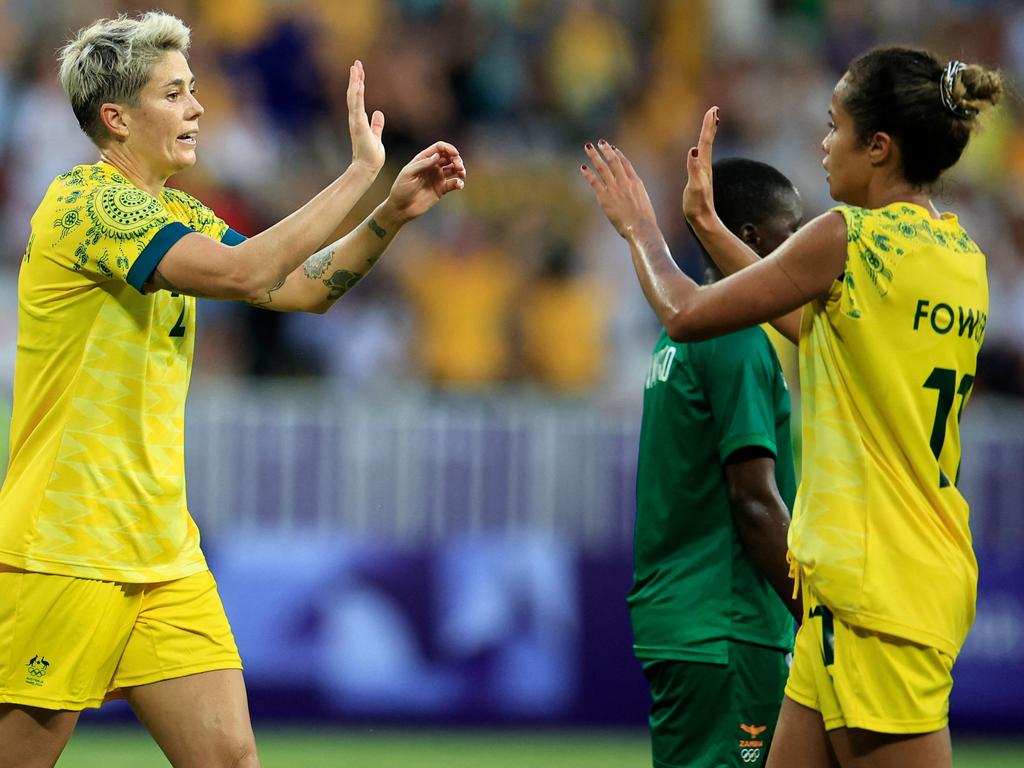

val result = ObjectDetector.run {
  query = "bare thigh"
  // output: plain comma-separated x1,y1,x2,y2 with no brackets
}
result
828,725,952,768
0,705,79,768
125,669,259,768
766,696,840,768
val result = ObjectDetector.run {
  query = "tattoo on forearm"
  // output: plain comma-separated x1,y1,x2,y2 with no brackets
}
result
368,218,387,239
321,254,382,303
323,269,362,300
246,276,287,307
303,247,335,280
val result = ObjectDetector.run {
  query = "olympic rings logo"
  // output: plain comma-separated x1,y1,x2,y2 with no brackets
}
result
740,747,762,764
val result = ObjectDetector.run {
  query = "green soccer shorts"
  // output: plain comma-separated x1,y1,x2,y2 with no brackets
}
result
641,642,789,768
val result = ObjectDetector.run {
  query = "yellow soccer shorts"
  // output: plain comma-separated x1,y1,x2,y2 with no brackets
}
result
785,580,954,734
0,566,242,710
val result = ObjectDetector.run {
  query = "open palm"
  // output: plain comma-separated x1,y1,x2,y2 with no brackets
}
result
347,60,385,175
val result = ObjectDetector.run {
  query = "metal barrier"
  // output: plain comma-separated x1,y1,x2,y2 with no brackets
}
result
185,384,1024,556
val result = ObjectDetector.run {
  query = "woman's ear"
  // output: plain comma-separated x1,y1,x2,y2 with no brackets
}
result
99,102,130,142
867,130,894,167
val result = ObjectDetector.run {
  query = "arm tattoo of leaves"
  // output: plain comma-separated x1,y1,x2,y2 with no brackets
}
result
323,269,362,301
303,246,335,279
368,217,387,239
246,276,287,307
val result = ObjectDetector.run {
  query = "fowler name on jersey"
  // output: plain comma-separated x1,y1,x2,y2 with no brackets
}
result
792,202,987,658
912,299,986,343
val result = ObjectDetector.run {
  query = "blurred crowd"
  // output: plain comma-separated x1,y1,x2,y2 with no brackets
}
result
1,0,1023,399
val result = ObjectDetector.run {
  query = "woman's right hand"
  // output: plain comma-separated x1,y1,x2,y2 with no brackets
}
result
347,60,386,176
682,107,720,230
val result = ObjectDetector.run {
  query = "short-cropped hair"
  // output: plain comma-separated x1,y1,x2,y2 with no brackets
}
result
58,11,191,146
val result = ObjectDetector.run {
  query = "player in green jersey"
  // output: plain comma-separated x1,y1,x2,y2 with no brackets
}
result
631,158,803,768
0,11,465,767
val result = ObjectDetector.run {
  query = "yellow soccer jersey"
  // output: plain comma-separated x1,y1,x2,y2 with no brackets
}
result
0,162,245,582
791,202,987,658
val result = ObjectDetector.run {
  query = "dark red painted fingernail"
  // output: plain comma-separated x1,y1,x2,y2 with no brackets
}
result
690,148,698,158
581,164,588,171
586,142,594,150
598,138,608,146
714,108,720,125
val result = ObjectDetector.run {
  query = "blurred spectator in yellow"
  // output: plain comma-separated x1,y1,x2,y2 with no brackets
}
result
547,1,636,134
518,241,611,393
196,0,272,51
0,0,1021,398
398,222,521,387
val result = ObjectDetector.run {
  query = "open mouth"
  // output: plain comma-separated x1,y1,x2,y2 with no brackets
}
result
177,132,197,146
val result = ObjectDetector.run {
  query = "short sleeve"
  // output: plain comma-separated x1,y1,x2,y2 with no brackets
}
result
698,334,780,463
78,184,195,293
126,222,193,291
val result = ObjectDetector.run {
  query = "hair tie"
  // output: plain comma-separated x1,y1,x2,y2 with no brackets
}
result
940,60,976,119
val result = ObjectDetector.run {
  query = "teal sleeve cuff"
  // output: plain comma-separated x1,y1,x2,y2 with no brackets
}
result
221,227,246,246
127,221,193,293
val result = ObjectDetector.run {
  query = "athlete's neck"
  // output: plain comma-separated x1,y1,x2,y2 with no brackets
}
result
96,147,168,199
861,173,941,219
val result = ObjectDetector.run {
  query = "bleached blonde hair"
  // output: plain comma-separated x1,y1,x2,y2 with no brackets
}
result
58,11,191,146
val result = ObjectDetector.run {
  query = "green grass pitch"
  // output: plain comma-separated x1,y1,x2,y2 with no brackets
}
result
58,727,1022,767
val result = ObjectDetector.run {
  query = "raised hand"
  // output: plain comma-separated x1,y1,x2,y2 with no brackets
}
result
581,139,658,239
348,60,386,175
682,107,720,228
385,141,466,222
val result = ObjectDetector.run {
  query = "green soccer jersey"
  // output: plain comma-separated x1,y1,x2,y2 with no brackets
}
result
629,327,797,663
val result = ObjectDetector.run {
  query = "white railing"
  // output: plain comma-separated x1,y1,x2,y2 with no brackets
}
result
184,384,1024,556
185,384,640,552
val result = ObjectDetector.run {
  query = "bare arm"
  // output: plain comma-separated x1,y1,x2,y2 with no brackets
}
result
690,221,804,343
724,449,801,623
581,140,847,342
145,60,387,301
244,141,467,313
682,108,804,343
245,209,394,313
146,165,377,300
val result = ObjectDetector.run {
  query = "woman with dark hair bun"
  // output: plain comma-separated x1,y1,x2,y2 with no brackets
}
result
582,46,1002,768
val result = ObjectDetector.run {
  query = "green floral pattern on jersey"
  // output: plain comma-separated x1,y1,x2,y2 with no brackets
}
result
73,245,88,272
835,203,981,313
45,185,171,275
162,187,221,232
86,185,169,246
54,209,84,240
35,164,227,279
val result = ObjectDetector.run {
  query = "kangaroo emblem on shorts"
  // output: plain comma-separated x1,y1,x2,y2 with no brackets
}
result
25,655,50,686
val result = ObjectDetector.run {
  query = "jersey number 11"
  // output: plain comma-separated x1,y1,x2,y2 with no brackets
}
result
923,367,974,488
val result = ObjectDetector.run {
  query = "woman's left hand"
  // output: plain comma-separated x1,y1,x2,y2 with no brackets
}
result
682,107,720,230
385,141,467,223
